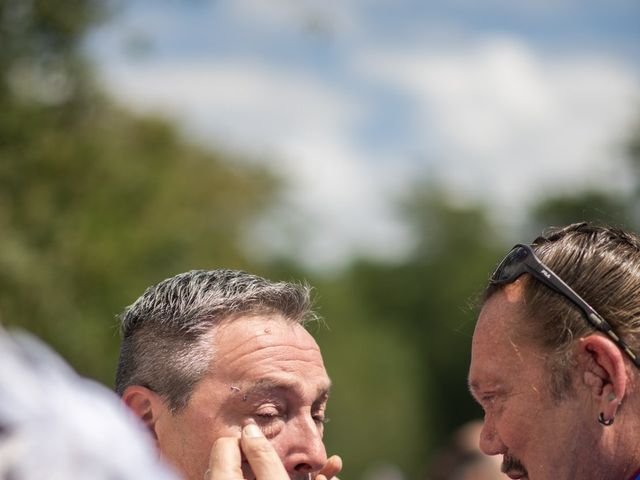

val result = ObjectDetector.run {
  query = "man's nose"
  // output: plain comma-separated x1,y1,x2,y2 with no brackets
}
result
478,418,505,456
281,415,327,476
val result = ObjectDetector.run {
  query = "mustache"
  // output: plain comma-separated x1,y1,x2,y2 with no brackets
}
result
501,454,528,477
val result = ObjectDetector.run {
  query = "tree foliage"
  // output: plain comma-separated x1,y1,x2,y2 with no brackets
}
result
320,187,504,477
530,115,640,235
0,0,278,383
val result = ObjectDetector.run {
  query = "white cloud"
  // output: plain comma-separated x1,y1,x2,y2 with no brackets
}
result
94,30,640,268
248,132,413,269
358,36,640,215
97,58,411,269
99,59,358,149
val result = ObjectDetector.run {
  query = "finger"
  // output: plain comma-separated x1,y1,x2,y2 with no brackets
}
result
240,423,289,480
318,455,342,480
208,436,244,480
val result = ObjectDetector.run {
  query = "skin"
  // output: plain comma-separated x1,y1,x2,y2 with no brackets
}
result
210,422,342,480
124,314,338,480
468,282,636,480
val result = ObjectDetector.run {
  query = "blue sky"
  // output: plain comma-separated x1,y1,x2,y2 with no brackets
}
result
88,0,640,269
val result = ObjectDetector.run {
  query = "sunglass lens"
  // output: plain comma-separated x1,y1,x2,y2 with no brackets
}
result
492,246,529,283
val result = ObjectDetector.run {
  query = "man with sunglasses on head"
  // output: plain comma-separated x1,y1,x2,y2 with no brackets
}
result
468,222,640,480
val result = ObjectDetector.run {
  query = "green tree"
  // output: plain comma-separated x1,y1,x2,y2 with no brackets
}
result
0,0,278,384
530,190,633,235
306,184,506,479
528,114,640,235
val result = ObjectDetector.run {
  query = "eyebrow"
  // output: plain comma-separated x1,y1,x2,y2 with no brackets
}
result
240,377,332,402
468,376,506,400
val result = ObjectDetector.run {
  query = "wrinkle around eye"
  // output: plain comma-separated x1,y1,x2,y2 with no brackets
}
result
313,414,329,426
252,412,285,438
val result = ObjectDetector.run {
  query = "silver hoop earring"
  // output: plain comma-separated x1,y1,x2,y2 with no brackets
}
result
598,412,614,426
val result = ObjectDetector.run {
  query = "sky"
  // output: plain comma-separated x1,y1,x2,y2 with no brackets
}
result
87,0,640,270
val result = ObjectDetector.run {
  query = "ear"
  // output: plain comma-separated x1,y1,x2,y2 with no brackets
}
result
122,385,167,444
579,334,628,420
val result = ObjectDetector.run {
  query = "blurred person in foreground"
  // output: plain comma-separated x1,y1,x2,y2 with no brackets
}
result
0,328,177,479
427,420,506,480
468,223,640,480
0,327,306,479
116,269,342,480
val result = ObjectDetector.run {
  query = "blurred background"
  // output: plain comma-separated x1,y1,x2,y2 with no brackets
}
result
1,0,639,479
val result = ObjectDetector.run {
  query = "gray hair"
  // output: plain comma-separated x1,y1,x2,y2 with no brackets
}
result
115,269,315,412
485,223,640,399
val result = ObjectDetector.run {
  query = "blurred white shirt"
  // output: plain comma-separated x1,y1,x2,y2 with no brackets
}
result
0,329,180,480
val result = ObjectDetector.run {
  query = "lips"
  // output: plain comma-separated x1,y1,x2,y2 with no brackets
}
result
503,466,527,479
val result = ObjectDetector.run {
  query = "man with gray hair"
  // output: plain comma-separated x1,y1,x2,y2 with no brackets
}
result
116,269,342,480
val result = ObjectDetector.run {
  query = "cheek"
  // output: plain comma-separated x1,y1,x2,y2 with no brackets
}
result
185,409,238,441
496,401,545,452
162,408,240,464
495,414,522,447
263,419,300,449
265,416,325,457
156,417,212,480
255,418,285,439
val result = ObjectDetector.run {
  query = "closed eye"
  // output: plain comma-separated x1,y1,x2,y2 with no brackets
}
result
313,413,329,425
254,403,285,421
481,394,496,404
256,412,280,419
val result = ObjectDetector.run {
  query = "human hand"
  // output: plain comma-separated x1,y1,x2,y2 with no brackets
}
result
316,455,342,480
206,423,286,480
206,423,342,480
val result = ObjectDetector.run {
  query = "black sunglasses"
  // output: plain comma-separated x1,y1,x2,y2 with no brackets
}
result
491,244,640,368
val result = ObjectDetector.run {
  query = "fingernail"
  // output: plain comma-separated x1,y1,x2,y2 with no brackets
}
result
243,423,263,438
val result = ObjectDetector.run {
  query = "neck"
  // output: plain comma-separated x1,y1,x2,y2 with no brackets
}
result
596,416,640,480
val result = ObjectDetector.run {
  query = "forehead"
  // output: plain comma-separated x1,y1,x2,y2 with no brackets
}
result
468,286,543,391
210,315,330,391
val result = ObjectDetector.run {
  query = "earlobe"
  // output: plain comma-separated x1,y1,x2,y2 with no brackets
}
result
579,335,628,421
122,385,163,441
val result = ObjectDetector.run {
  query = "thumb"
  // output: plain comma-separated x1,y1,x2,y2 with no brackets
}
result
240,422,289,480
318,455,342,480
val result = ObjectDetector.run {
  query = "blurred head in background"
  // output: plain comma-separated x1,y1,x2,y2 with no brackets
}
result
427,420,506,480
116,269,332,480
469,223,640,480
